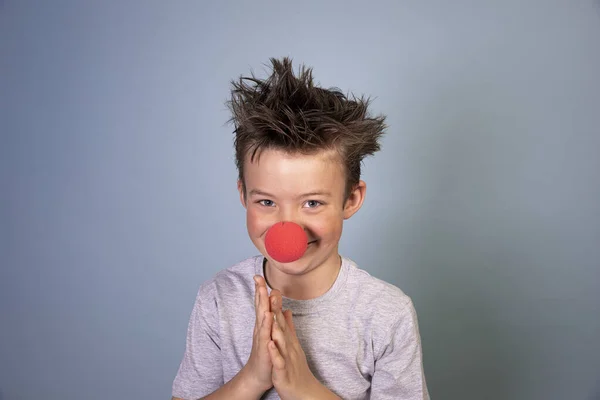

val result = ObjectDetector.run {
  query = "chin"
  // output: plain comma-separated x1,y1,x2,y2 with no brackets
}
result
267,255,311,274
269,245,334,276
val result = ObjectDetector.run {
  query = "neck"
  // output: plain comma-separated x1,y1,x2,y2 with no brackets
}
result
264,252,342,300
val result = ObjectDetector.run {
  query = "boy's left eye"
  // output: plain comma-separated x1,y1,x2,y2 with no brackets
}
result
304,200,322,208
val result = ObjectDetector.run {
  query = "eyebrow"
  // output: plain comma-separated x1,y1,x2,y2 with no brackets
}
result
248,189,332,199
299,191,332,198
248,189,276,198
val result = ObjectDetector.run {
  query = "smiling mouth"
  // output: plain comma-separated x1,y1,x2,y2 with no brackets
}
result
307,240,318,245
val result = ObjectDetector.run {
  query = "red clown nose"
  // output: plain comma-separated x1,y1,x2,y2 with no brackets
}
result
264,221,308,263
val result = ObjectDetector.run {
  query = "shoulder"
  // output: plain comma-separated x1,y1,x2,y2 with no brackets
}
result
343,257,413,313
342,258,419,338
193,255,260,305
214,255,260,287
342,258,423,357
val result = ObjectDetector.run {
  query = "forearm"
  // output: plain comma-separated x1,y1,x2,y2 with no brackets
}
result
199,367,268,400
305,381,342,400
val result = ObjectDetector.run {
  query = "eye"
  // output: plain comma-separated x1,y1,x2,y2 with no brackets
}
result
304,200,322,208
258,199,275,207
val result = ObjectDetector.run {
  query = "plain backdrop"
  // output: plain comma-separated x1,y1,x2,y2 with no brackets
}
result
1,1,600,399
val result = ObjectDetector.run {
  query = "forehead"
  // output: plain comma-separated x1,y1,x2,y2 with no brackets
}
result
244,149,345,193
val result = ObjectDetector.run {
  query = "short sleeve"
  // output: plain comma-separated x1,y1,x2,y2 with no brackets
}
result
371,299,430,399
172,281,223,399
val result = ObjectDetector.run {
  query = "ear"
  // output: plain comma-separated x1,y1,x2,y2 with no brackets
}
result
343,180,366,220
237,180,247,209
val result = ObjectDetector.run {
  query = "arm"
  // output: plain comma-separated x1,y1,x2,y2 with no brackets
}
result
267,295,343,400
171,366,266,400
172,276,275,400
370,299,429,399
172,367,339,400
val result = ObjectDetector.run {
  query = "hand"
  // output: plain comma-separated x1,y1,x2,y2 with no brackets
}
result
267,295,338,400
242,275,275,393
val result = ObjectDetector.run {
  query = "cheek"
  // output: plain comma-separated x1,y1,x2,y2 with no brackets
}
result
246,209,260,232
246,207,272,236
309,215,343,241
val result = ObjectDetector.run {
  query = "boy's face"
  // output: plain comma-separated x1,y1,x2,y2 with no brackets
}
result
238,148,365,277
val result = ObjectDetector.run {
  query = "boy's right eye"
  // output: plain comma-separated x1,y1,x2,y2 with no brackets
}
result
258,200,275,207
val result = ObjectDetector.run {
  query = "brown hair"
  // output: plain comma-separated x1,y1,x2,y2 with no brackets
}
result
227,57,387,200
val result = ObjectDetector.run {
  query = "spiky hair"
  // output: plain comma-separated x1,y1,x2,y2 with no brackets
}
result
228,57,387,198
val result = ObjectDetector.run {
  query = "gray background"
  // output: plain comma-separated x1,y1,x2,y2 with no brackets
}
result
1,1,599,399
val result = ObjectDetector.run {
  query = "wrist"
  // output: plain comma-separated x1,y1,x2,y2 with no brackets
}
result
237,365,271,396
307,379,341,400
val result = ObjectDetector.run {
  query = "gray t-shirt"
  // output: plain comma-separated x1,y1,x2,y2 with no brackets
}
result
172,256,429,399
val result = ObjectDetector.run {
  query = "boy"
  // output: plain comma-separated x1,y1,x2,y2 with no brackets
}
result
172,58,429,399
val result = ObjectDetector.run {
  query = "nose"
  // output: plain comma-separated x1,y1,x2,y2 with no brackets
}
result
277,206,304,228
269,207,311,240
265,221,308,263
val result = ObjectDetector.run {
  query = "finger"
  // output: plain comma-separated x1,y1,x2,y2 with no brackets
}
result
260,311,273,342
283,309,296,336
253,275,263,310
254,277,260,313
253,278,261,334
268,340,286,371
270,291,285,332
270,289,282,314
254,276,269,321
257,278,270,314
271,316,288,356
